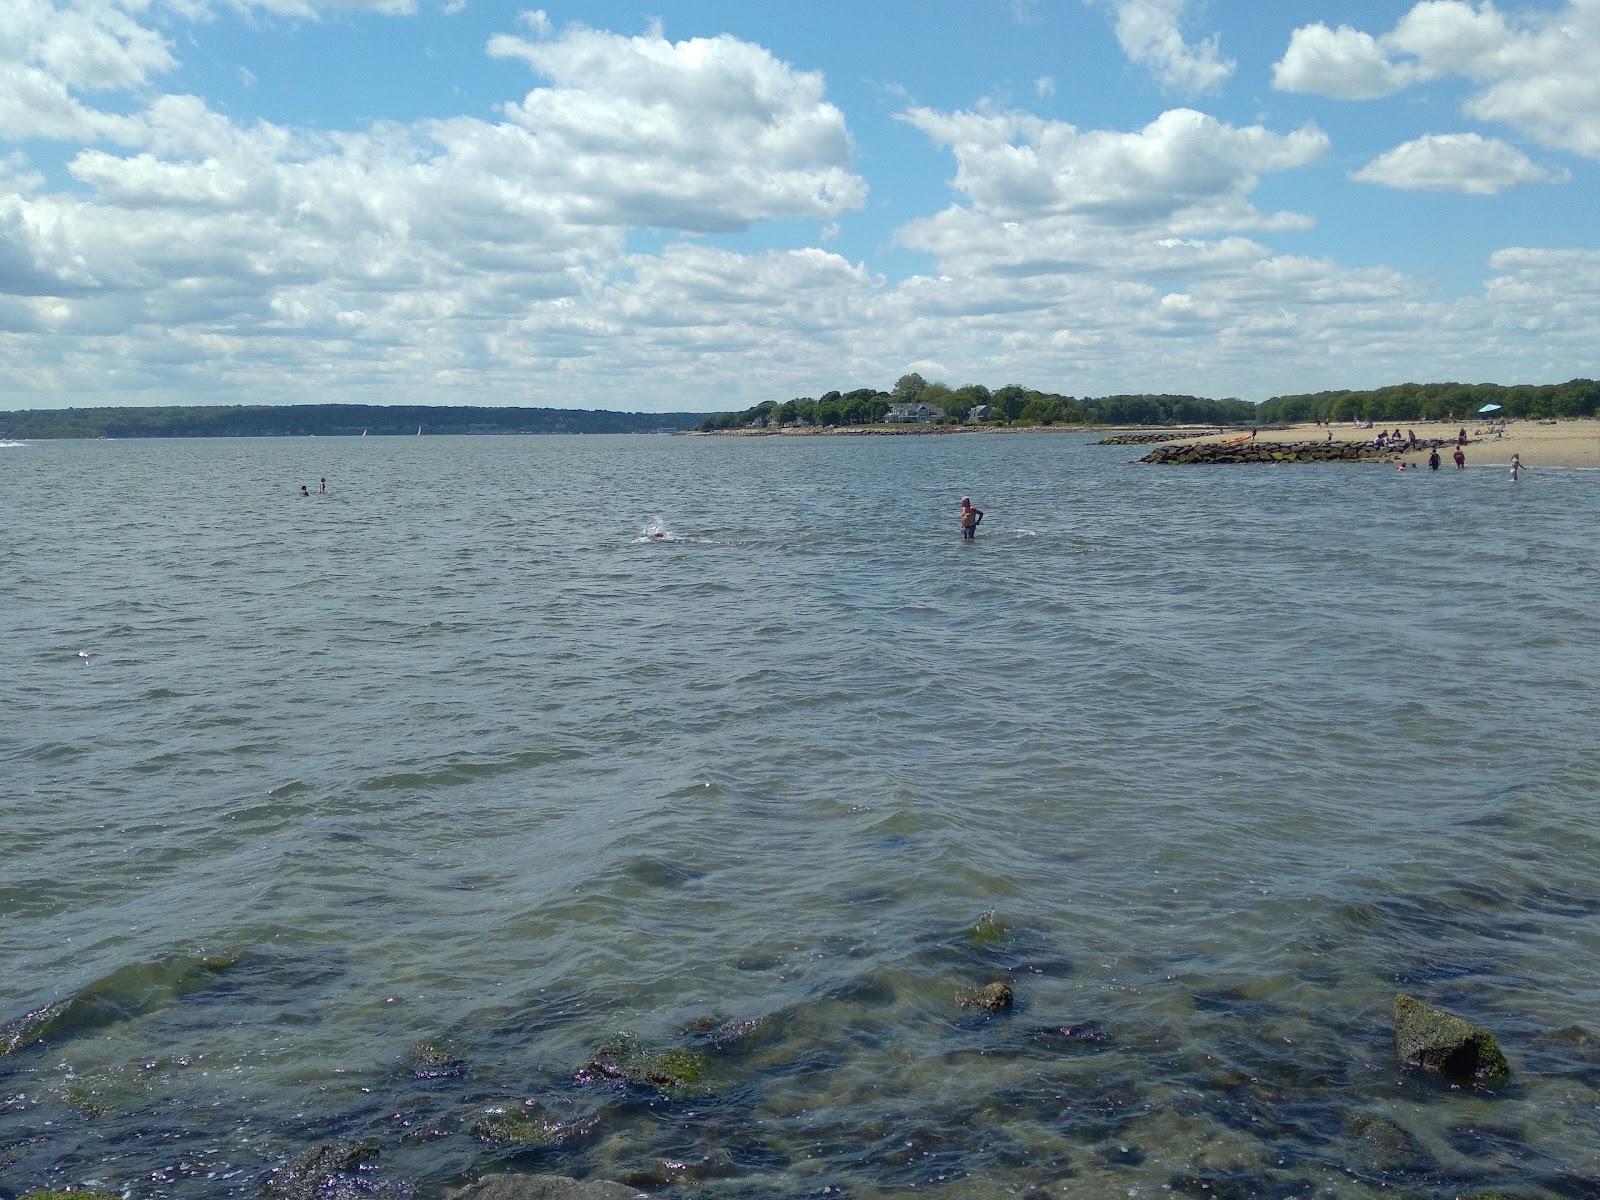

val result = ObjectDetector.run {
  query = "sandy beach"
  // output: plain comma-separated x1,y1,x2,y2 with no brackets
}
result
1203,417,1600,470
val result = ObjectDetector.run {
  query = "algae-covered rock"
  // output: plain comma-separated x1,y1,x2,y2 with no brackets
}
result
260,1138,378,1199
448,1175,647,1199
1393,994,1510,1088
3,951,242,1059
403,1035,465,1079
956,981,1014,1013
470,1101,562,1146
578,1033,706,1095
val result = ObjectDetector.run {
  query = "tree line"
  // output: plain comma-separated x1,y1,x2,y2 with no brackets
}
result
1255,379,1600,424
696,374,1257,430
0,403,705,440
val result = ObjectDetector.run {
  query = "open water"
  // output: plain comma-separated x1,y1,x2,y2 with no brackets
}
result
3,433,1598,1200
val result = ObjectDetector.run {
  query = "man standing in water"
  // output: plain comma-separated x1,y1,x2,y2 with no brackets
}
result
959,496,984,540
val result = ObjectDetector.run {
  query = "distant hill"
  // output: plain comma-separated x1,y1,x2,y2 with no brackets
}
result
0,403,706,440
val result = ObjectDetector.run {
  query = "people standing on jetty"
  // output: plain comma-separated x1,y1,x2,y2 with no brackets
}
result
1428,447,1440,471
959,496,983,540
1510,453,1523,482
1453,446,1466,470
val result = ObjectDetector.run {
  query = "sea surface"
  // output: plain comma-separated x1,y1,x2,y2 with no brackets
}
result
3,433,1598,1200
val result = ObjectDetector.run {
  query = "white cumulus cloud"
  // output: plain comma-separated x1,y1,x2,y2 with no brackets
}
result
487,24,865,231
1352,132,1568,193
1276,1,1600,159
1272,22,1418,99
1092,0,1235,93
897,106,1325,228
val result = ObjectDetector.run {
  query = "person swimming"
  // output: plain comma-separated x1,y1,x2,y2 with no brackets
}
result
299,484,310,497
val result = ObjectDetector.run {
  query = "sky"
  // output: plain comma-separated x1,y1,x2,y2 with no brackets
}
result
2,0,1598,412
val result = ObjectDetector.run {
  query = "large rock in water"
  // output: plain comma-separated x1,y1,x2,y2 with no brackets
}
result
1393,994,1510,1088
448,1176,647,1200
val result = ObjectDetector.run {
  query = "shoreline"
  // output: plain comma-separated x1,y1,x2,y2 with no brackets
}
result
680,422,1217,438
1184,417,1600,470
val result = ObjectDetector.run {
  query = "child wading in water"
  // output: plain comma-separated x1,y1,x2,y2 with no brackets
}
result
959,496,984,540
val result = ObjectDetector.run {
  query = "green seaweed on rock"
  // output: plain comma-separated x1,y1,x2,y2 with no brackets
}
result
2,951,242,1060
1393,993,1511,1089
580,1033,707,1095
470,1101,563,1146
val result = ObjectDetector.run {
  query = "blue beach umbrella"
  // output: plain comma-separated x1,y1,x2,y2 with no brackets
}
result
1478,403,1503,414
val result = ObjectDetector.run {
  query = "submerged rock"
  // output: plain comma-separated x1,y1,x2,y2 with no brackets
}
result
2,952,242,1059
402,1036,465,1079
260,1139,378,1199
469,1101,562,1146
447,1176,646,1200
1343,1111,1435,1175
1393,994,1511,1088
578,1033,706,1095
956,981,1014,1013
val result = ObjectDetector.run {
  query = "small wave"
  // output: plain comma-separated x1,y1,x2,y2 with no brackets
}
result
634,516,708,544
1011,528,1037,538
0,440,26,448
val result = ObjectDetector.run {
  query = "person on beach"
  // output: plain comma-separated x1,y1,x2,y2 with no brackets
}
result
1458,428,1468,446
1510,453,1523,482
1453,446,1466,470
1428,448,1440,471
959,496,983,540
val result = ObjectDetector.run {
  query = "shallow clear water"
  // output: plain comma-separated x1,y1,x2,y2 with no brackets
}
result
3,434,1598,1199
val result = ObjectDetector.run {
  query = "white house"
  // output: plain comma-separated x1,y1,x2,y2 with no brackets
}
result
885,402,942,423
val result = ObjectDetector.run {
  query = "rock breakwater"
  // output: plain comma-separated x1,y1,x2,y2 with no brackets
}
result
1097,430,1219,445
1140,438,1450,465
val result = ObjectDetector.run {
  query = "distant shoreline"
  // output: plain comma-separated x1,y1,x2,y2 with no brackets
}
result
681,422,1221,438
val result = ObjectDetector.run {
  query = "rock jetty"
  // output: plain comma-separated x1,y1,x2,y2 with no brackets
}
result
1097,430,1218,445
1140,438,1450,465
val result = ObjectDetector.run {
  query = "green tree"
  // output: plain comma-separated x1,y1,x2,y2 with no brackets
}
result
891,373,927,403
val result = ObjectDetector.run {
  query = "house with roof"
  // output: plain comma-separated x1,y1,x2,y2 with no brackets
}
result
885,402,943,423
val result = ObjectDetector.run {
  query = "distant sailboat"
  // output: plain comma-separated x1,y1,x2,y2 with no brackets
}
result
361,428,368,437
417,425,422,436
